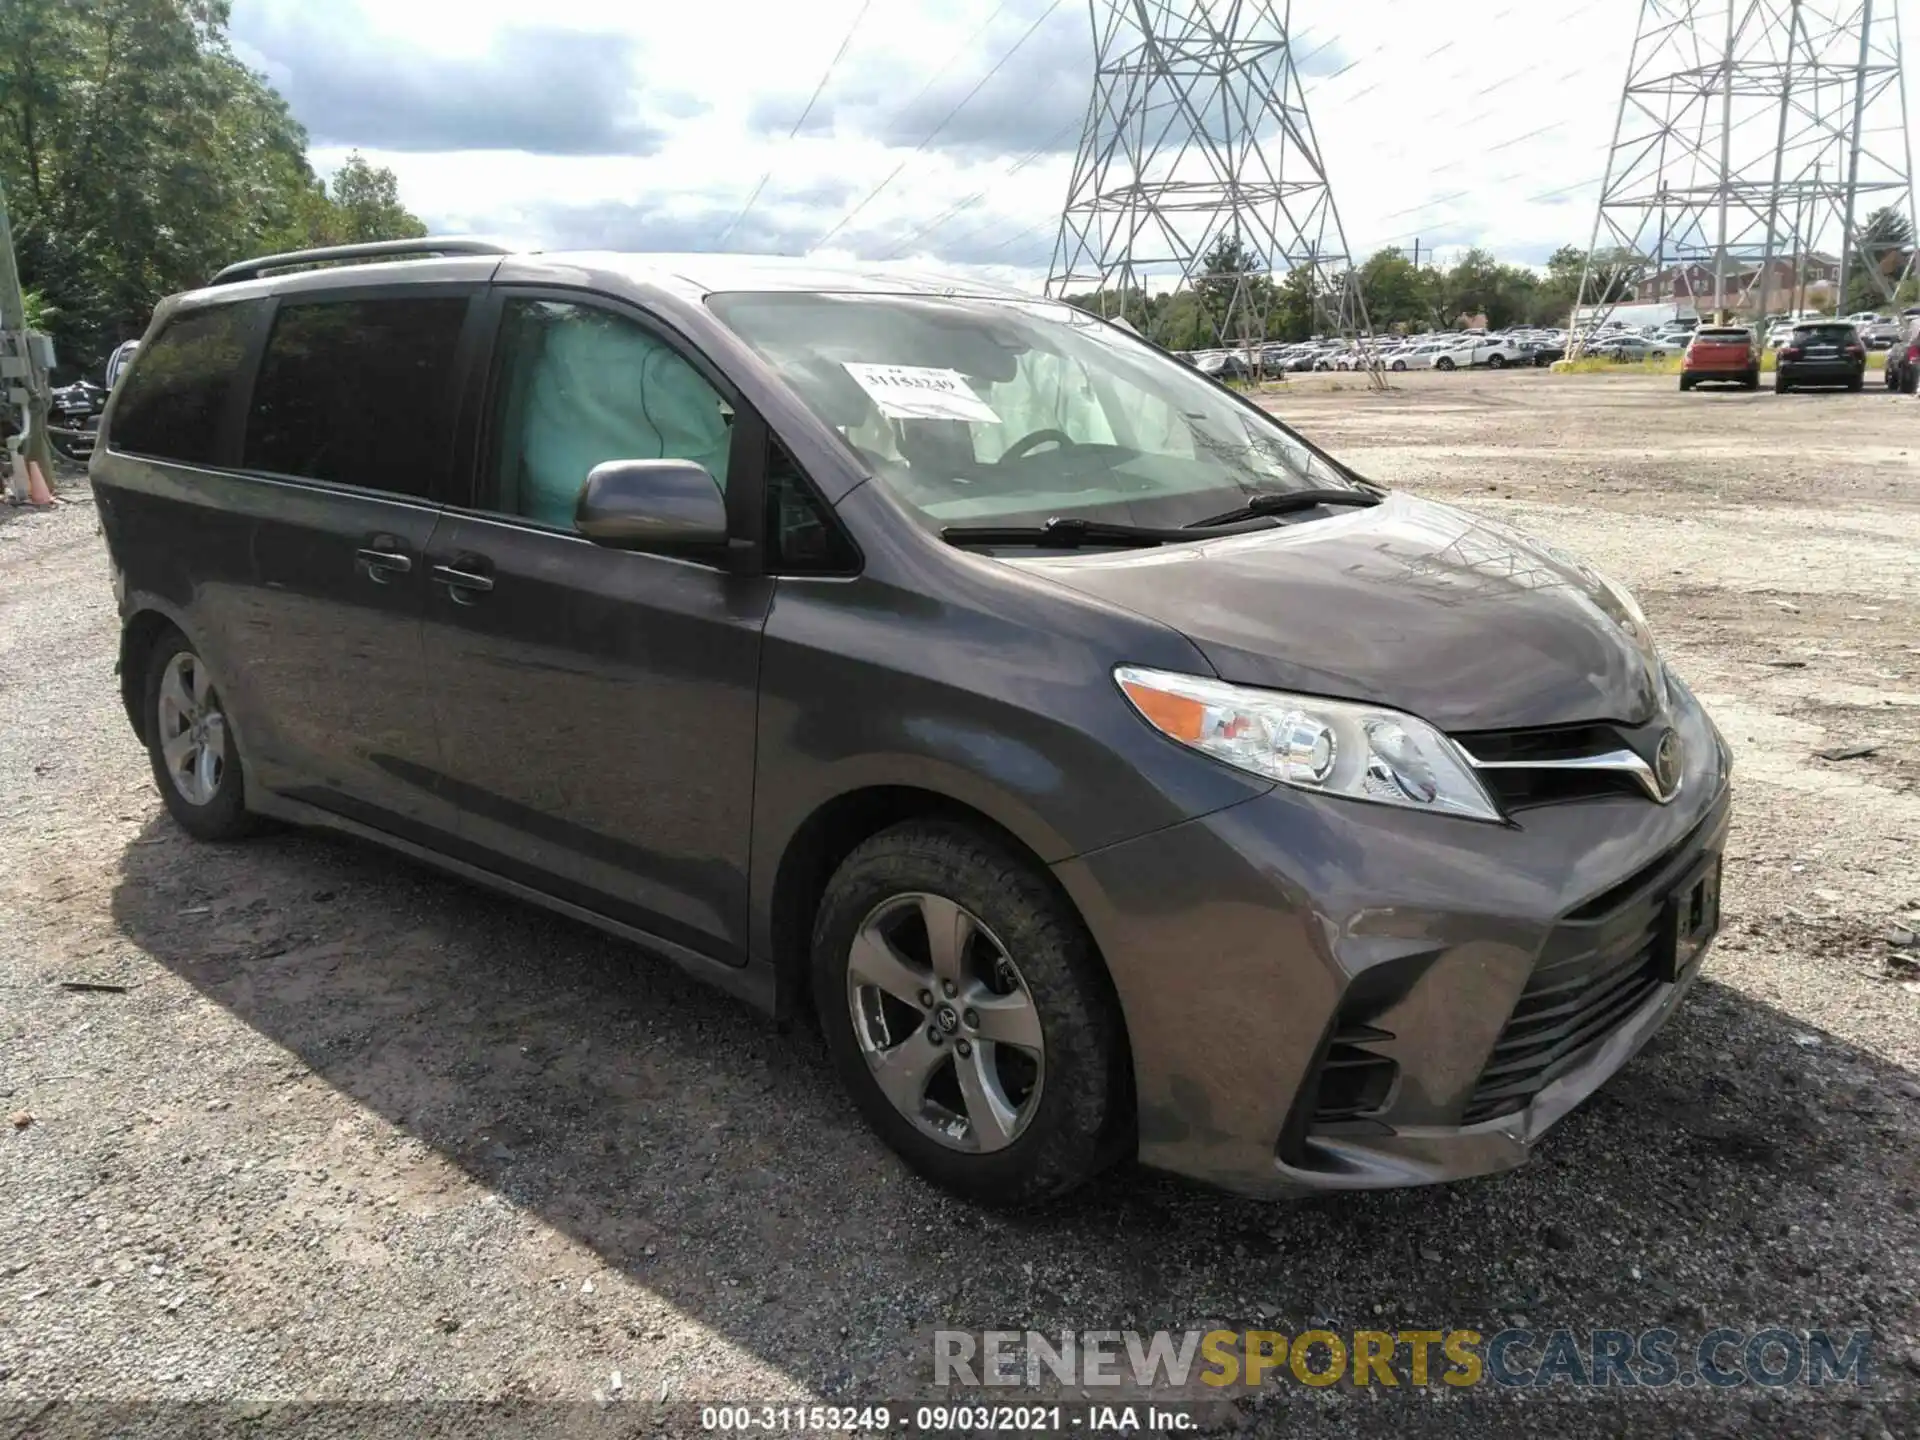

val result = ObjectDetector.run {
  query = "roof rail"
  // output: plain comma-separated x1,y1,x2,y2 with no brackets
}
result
208,237,515,287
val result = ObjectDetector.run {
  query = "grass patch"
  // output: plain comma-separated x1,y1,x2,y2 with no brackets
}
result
1552,351,1886,376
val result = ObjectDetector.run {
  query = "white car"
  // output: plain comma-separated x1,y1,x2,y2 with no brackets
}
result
1428,335,1528,370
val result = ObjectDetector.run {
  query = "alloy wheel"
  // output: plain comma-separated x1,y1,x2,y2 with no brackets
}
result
156,652,228,806
845,892,1045,1153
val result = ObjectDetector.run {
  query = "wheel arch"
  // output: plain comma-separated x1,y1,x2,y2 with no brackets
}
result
118,608,186,745
764,783,1109,1026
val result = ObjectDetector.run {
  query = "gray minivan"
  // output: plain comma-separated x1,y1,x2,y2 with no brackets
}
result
92,239,1731,1205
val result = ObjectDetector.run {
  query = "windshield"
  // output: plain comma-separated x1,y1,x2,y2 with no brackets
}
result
706,291,1360,531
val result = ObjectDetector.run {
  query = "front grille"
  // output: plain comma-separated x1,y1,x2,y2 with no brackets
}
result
1460,938,1662,1124
1454,719,1667,812
1459,823,1706,1126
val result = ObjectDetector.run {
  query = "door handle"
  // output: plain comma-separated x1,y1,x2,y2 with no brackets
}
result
432,562,494,604
355,546,413,583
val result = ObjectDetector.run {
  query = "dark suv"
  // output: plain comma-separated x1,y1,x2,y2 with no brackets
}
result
91,240,1731,1206
1775,322,1866,393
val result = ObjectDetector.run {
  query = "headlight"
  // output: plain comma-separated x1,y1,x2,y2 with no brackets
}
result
1592,569,1655,653
1114,667,1503,823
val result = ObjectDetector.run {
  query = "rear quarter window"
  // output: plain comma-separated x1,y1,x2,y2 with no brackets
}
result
243,295,471,498
109,304,258,465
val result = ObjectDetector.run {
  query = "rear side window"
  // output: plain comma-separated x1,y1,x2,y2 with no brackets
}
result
243,296,469,498
110,305,255,465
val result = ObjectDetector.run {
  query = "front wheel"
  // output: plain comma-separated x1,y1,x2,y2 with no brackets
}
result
142,632,258,841
812,821,1128,1207
1391,360,1407,372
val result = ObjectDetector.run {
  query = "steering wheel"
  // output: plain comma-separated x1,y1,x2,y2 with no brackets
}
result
998,428,1076,463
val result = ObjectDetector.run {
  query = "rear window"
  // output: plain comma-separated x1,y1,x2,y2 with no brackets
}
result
1693,328,1751,342
243,296,470,498
109,304,257,465
1794,324,1856,341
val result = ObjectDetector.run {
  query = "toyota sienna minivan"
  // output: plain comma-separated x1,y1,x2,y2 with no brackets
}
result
92,239,1730,1205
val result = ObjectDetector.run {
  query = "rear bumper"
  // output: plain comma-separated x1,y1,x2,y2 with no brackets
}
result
1053,680,1732,1199
1779,360,1864,384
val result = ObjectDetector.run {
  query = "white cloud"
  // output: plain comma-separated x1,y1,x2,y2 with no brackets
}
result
237,0,1917,291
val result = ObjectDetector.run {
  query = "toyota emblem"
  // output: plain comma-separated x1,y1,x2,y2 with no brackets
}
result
1653,728,1683,799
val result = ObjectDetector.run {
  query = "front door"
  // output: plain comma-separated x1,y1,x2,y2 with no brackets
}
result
422,295,771,961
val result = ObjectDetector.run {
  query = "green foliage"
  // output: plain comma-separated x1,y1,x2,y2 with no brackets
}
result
1841,205,1916,314
0,0,427,371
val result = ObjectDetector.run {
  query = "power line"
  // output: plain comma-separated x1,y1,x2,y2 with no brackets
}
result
812,0,1067,252
717,0,875,246
880,118,1081,259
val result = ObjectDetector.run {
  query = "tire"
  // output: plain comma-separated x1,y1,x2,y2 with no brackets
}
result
1488,354,1507,369
811,820,1128,1207
141,629,258,842
1775,376,1792,394
1743,369,1760,389
1435,357,1456,371
1884,364,1900,390
1391,360,1406,372
1678,374,1695,391
1848,375,1865,392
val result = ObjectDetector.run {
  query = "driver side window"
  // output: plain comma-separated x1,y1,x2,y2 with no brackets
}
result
485,299,733,528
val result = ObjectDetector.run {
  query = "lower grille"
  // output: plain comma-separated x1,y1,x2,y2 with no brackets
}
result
1461,940,1662,1125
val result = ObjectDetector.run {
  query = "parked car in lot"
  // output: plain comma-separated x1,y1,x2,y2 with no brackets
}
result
1515,339,1565,367
92,238,1731,1206
1591,335,1678,363
1429,335,1527,370
1883,319,1920,393
1775,322,1866,393
1678,327,1760,390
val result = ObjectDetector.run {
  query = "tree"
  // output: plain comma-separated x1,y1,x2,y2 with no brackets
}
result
1842,204,1915,313
0,0,426,371
1357,247,1430,330
324,152,429,245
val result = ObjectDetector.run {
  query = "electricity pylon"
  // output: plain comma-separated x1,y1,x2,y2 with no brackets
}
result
1045,0,1372,358
1575,0,1917,342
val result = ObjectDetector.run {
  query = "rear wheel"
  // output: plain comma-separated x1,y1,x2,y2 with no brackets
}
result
1435,356,1456,371
1848,374,1865,392
142,632,258,842
1678,374,1695,391
811,821,1128,1207
1742,369,1760,389
1775,375,1793,394
1391,360,1407,372
1488,354,1507,369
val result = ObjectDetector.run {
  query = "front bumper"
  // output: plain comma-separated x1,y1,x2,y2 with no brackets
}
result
1052,683,1732,1199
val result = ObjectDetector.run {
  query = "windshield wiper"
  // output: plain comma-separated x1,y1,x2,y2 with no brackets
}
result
1184,488,1384,529
941,517,1183,549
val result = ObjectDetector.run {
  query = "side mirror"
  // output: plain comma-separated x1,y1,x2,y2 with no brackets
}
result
575,459,728,551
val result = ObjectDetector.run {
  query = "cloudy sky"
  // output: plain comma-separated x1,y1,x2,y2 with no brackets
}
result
223,0,1902,288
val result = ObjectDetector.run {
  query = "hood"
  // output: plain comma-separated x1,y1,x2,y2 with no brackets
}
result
1010,493,1662,733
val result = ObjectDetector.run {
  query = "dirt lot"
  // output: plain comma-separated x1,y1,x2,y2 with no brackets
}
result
3,370,1918,1436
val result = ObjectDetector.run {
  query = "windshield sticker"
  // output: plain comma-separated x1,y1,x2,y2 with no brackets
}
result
842,363,1001,423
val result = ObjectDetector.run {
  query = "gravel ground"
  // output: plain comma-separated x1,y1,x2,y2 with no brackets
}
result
3,371,1918,1438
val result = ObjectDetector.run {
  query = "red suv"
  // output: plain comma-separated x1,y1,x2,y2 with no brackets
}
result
1679,327,1760,390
